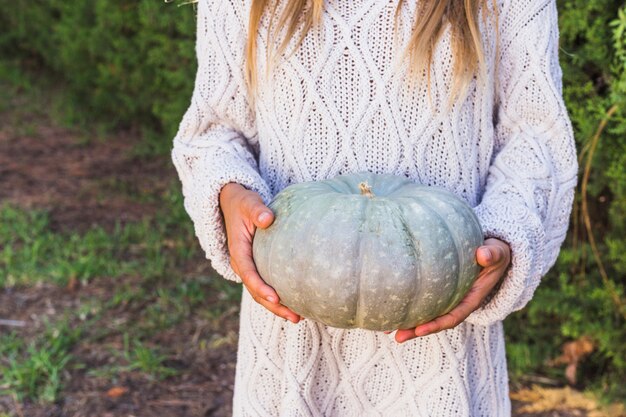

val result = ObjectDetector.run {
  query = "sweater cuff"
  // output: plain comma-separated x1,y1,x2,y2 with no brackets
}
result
465,199,546,326
171,138,272,284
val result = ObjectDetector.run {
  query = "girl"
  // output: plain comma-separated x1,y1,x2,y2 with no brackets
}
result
171,0,577,415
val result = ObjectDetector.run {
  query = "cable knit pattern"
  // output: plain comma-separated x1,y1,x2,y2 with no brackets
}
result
171,0,577,414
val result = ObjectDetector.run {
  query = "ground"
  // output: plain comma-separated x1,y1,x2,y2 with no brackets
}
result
0,67,622,417
0,75,240,416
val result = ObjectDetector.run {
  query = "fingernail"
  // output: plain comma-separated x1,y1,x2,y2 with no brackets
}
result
480,248,492,263
258,212,271,223
266,296,278,303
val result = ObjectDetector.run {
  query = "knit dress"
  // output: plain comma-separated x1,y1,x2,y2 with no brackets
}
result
171,0,577,414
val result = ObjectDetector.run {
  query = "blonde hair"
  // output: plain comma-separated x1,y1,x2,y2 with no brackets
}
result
243,0,498,109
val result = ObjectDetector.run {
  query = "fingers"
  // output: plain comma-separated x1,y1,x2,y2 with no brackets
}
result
222,186,295,322
393,239,513,343
240,193,274,229
394,270,501,342
234,246,279,303
236,259,301,323
476,238,511,268
393,328,415,342
476,245,503,267
403,267,502,340
393,302,473,343
407,300,474,341
231,241,300,324
251,292,301,324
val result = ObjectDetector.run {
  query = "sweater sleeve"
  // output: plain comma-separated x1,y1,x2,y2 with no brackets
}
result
171,0,272,283
466,0,578,326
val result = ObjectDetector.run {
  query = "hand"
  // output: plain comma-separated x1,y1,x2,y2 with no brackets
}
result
219,183,301,323
392,238,511,343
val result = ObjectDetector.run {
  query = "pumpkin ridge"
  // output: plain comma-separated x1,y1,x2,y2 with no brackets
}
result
391,200,423,329
260,187,324,317
353,196,372,329
403,196,463,315
261,202,284,310
321,179,351,195
415,191,482,310
376,174,416,197
275,191,338,319
301,193,354,321
330,174,360,194
284,190,363,323
259,193,295,296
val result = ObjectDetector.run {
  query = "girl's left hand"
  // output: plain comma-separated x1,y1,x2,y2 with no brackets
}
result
393,238,511,343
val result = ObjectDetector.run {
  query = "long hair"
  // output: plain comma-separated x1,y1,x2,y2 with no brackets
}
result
243,0,497,108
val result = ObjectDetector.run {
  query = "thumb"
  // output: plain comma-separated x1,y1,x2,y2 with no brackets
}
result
246,199,274,229
476,245,502,267
254,209,274,229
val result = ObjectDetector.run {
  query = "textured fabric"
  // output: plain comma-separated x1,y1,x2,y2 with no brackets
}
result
171,0,577,414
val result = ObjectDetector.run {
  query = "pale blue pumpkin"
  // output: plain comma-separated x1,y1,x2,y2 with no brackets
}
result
252,172,484,331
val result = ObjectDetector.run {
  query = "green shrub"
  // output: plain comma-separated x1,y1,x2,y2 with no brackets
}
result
505,0,626,401
0,0,196,139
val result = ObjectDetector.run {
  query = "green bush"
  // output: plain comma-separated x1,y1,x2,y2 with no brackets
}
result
0,0,625,401
505,0,626,401
0,0,197,139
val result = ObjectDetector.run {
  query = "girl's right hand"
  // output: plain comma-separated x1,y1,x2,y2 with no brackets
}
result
219,182,301,324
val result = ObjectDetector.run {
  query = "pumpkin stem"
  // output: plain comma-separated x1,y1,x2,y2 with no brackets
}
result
359,182,375,197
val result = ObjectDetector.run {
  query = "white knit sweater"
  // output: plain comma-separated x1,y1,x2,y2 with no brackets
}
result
171,0,577,414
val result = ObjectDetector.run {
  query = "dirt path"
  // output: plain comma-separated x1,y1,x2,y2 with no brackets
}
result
0,121,171,232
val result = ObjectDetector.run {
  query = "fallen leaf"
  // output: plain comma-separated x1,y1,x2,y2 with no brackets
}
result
106,386,128,398
66,275,80,293
546,335,595,385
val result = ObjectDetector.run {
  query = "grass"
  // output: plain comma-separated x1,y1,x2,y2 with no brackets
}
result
121,333,177,380
86,333,178,381
0,197,241,403
0,184,198,288
123,342,175,379
0,319,81,403
0,183,241,404
0,283,196,403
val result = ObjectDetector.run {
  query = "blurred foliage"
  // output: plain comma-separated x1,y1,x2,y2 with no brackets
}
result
504,0,626,401
0,0,197,143
0,0,625,403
